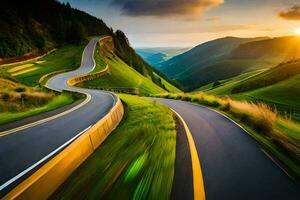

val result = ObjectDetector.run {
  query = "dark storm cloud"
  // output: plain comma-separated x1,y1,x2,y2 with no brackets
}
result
110,0,224,17
279,5,300,20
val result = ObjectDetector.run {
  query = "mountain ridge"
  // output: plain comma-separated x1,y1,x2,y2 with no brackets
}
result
158,36,300,91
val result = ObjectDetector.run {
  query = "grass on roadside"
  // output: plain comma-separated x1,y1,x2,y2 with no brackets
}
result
91,44,107,73
51,94,177,200
0,92,76,125
155,92,300,179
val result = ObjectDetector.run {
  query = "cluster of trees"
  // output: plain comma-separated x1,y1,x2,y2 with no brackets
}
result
0,0,112,58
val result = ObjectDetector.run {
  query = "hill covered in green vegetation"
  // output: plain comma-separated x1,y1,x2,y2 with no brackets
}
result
198,59,300,122
159,36,300,91
79,37,180,95
0,0,111,59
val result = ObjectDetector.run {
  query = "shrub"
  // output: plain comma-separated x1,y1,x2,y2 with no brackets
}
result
14,87,26,92
181,95,192,101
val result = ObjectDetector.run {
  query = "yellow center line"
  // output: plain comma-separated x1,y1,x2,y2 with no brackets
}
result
171,108,206,200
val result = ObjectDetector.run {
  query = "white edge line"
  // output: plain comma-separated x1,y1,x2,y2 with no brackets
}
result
177,100,296,181
0,125,92,191
260,148,294,180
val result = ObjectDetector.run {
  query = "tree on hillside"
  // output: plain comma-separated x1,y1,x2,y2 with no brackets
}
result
67,21,87,44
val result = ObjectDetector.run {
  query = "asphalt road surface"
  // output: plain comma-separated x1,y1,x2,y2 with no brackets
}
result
0,37,117,196
151,98,299,200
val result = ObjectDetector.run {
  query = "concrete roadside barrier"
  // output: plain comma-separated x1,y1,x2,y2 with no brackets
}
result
67,65,110,86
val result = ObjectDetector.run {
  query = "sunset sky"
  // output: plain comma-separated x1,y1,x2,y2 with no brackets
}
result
60,0,300,47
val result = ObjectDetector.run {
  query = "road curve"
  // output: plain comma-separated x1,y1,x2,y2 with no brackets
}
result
151,98,299,200
0,37,118,196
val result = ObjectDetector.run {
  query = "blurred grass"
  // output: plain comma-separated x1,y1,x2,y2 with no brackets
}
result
51,94,176,200
155,92,300,179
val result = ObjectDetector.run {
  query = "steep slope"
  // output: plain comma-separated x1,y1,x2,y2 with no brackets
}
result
112,31,181,91
0,0,112,60
80,37,180,95
159,36,300,91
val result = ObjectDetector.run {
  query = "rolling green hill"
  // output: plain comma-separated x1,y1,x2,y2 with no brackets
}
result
159,36,300,91
198,59,300,121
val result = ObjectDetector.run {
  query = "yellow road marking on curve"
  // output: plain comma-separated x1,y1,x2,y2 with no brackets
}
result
171,108,206,200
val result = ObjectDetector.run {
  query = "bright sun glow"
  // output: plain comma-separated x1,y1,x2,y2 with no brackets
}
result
296,28,300,35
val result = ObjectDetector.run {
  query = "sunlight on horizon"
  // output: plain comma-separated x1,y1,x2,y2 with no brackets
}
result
296,28,300,35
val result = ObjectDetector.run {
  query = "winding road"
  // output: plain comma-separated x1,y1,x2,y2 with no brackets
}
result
0,36,299,199
152,98,299,200
0,37,118,196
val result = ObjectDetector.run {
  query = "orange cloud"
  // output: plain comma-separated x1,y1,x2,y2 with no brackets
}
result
111,0,224,17
279,5,300,20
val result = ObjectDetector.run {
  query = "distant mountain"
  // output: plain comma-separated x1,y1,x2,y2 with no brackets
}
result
230,36,300,61
158,36,300,91
136,47,189,68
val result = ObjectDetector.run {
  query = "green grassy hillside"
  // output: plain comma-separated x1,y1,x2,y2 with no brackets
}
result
0,42,87,125
198,59,300,122
1,44,85,86
112,31,182,91
80,38,180,95
240,74,300,121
